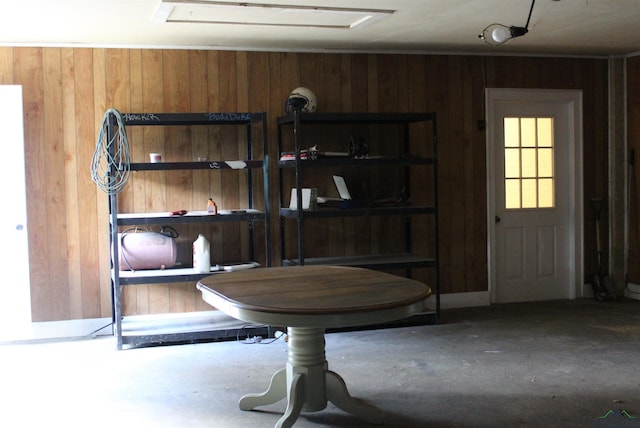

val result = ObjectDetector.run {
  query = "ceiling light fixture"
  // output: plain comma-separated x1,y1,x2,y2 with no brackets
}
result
478,0,536,46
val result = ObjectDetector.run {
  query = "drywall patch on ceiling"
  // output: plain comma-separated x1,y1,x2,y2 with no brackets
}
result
152,1,395,29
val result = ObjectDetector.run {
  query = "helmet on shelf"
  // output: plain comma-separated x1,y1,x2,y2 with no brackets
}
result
285,87,317,113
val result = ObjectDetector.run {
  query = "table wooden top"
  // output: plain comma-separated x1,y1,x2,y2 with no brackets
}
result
196,265,432,328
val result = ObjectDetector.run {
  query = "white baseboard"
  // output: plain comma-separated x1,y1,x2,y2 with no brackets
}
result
0,317,113,344
626,283,640,293
0,311,232,344
625,283,640,300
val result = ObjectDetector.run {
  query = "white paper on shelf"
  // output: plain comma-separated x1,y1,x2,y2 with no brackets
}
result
333,175,352,200
225,160,247,169
289,188,314,210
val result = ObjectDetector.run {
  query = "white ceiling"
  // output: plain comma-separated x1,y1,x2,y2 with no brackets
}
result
1,0,639,57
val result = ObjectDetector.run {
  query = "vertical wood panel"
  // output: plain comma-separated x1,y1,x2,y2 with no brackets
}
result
105,49,136,315
188,50,212,313
189,50,210,213
0,47,14,83
351,54,377,258
324,54,346,259
128,49,146,171
246,51,269,264
42,48,69,319
127,48,148,314
445,56,467,293
161,50,195,314
339,54,355,258
140,49,167,314
217,51,242,264
265,52,282,266
161,49,193,313
35,50,65,317
74,49,101,317
470,57,488,292
461,56,479,293
15,48,49,321
277,52,299,263
60,48,81,318
92,48,111,317
189,49,209,162
374,55,400,255
406,55,428,285
141,50,166,213
425,55,452,293
205,50,225,277
235,51,250,262
298,53,323,110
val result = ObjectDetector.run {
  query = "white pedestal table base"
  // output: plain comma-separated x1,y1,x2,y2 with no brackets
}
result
239,327,384,428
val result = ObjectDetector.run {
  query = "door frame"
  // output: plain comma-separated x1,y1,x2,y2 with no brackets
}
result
486,88,584,303
0,85,32,341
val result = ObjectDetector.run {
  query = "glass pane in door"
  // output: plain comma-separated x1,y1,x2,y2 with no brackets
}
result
503,117,555,209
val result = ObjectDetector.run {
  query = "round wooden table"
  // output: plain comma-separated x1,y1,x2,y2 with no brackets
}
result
197,265,431,428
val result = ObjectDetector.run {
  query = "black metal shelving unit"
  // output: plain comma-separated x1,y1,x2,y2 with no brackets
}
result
277,111,440,321
106,111,270,349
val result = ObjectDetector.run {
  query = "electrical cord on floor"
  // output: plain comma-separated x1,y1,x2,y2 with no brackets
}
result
87,321,114,339
237,324,287,344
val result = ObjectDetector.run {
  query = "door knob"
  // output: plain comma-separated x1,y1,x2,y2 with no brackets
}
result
495,216,501,223
16,224,23,231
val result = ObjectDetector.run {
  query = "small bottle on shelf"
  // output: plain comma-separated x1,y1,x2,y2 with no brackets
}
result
207,198,218,215
193,234,211,273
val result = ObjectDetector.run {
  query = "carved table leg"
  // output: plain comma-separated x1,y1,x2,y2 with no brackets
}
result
239,368,287,410
326,370,384,424
275,373,304,428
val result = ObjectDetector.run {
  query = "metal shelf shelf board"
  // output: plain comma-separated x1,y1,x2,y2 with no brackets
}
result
282,253,436,269
122,112,264,126
116,210,266,226
130,160,263,171
277,112,436,125
279,206,435,218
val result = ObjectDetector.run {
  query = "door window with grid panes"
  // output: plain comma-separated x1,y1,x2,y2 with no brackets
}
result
503,117,554,209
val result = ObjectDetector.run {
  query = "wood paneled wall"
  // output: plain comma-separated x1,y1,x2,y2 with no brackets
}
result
0,47,608,322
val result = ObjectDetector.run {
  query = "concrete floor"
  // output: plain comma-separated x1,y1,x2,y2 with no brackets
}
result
1,299,639,428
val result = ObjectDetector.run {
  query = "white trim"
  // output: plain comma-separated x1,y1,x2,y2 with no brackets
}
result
0,42,613,59
0,311,242,344
626,283,640,293
485,88,584,303
624,283,640,300
0,85,31,340
0,317,113,344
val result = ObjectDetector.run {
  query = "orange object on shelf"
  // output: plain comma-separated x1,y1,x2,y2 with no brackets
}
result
207,198,218,215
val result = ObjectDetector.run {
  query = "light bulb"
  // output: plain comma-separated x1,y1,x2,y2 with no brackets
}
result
491,27,511,44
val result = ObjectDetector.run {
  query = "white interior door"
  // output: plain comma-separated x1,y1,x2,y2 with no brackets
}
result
0,85,32,341
487,89,583,303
